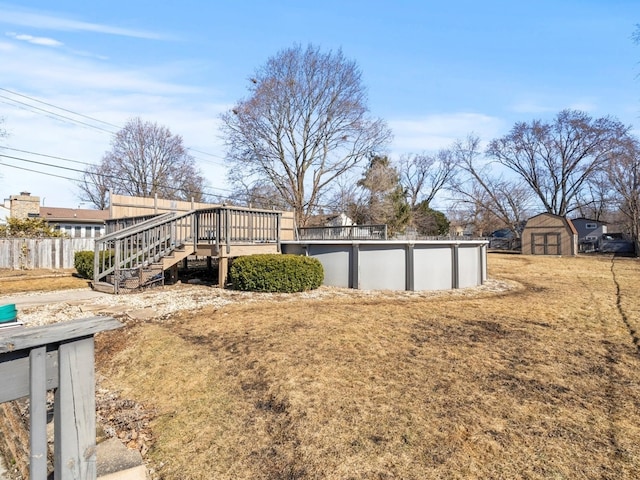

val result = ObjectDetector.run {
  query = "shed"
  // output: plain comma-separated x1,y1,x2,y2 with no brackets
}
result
521,213,578,256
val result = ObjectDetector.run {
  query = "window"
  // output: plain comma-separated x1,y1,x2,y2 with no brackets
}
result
585,223,597,229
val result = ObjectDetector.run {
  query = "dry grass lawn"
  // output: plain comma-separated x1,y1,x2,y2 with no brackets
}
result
0,268,89,294
18,254,640,479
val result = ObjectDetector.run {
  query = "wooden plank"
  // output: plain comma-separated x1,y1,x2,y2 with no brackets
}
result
0,316,122,353
30,346,49,479
55,336,97,480
0,349,58,402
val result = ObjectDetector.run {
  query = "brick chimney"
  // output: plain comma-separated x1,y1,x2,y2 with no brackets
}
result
9,192,40,219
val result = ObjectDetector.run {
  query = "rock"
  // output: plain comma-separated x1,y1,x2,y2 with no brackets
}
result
97,437,146,479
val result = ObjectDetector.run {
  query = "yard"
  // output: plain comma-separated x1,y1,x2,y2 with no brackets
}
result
4,253,640,479
88,253,640,479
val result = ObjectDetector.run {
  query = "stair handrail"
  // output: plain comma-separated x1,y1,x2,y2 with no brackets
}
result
94,210,197,291
98,212,177,242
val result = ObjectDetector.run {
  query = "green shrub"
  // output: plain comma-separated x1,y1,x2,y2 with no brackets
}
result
74,251,94,279
229,254,324,293
74,250,114,279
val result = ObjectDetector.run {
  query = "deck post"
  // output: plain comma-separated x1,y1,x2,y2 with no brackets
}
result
218,256,229,288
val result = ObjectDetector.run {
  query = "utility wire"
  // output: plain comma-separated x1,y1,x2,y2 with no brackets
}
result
1,87,227,162
2,146,97,167
0,153,233,201
0,94,117,134
0,87,121,129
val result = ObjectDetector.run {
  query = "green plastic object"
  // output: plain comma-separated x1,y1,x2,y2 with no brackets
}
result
0,304,17,323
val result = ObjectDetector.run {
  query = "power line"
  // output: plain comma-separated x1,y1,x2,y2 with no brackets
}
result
0,87,121,130
0,94,117,135
2,147,97,167
0,161,83,183
1,87,227,162
0,153,233,201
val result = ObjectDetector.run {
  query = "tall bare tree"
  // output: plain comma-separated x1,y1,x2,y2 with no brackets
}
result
487,109,629,216
451,135,531,237
398,149,457,209
220,44,392,227
79,117,207,208
608,136,640,243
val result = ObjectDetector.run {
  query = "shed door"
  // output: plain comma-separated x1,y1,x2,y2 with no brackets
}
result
531,233,561,255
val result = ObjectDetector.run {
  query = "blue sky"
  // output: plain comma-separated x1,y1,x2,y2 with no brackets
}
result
1,0,639,209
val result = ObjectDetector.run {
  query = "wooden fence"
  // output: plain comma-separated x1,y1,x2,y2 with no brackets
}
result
0,317,121,479
0,238,95,269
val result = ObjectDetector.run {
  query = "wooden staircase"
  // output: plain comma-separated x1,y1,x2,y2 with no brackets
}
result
93,211,197,293
94,206,283,293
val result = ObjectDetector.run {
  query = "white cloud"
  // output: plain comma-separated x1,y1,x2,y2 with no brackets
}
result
6,31,63,47
389,112,504,154
510,97,598,116
0,4,168,40
510,101,556,114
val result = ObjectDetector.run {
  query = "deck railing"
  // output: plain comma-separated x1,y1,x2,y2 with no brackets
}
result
0,317,122,479
94,206,282,292
195,206,281,253
298,224,388,241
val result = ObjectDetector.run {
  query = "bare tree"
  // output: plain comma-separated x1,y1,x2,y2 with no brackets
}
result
608,136,640,243
451,135,531,237
78,162,114,209
487,109,629,216
398,149,457,209
574,171,614,221
79,117,207,207
226,173,290,210
220,44,392,227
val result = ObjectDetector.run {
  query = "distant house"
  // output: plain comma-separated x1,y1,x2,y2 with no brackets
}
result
521,213,578,256
449,221,475,237
572,218,607,253
39,206,110,238
325,212,354,227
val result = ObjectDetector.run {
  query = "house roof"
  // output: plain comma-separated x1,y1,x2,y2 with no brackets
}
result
571,217,608,224
39,207,110,223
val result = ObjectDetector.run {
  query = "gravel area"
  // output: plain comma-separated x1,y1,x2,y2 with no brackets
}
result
1,279,517,328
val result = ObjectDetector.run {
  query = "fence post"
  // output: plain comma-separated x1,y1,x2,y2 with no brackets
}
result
0,317,122,480
55,336,97,479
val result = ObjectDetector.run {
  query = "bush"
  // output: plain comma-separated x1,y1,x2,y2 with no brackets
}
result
74,250,114,279
229,254,324,293
74,251,94,279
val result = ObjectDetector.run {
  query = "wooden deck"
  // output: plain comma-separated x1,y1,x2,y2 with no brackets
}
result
94,206,292,292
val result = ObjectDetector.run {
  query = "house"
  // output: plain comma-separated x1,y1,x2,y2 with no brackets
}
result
521,213,578,256
572,218,607,253
325,212,354,227
3,192,109,237
39,206,110,238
